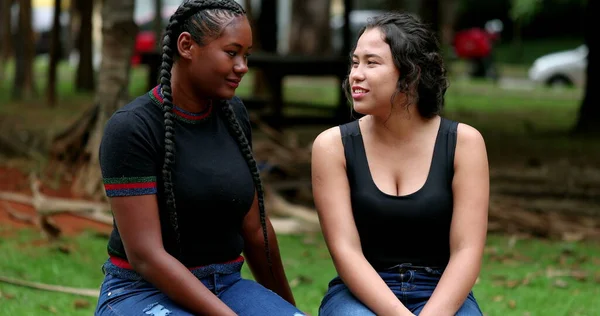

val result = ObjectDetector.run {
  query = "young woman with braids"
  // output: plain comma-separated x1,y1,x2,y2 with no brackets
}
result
94,1,303,315
312,12,489,316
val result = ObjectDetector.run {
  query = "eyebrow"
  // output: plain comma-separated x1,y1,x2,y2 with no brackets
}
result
227,43,253,50
352,53,382,59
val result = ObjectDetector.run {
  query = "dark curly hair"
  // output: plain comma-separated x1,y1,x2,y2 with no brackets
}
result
158,0,271,268
343,12,449,118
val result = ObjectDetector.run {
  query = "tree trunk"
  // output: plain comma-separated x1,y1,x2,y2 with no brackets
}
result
251,0,278,98
418,0,440,39
0,0,13,82
288,0,332,55
73,0,137,198
47,0,62,107
257,0,278,53
13,0,35,100
67,0,79,57
75,0,95,92
50,0,137,199
438,0,458,50
574,0,599,134
153,0,163,51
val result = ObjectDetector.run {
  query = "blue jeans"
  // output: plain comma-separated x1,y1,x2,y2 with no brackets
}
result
319,264,482,316
95,258,304,316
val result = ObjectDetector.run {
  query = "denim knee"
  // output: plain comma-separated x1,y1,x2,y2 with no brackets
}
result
455,293,483,316
319,283,376,316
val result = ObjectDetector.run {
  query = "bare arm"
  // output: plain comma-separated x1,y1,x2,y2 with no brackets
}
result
419,124,489,316
311,127,412,316
242,192,296,306
111,195,237,316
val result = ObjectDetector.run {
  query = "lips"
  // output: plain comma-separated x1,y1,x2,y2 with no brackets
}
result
351,85,369,100
226,78,241,88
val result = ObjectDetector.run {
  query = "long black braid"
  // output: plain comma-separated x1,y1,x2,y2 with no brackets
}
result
219,102,272,271
158,0,272,269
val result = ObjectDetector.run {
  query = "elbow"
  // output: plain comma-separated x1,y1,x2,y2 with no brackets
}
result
243,230,267,254
329,244,364,269
126,246,167,276
449,247,484,271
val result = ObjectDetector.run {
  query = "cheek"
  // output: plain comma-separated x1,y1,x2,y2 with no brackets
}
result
378,74,399,98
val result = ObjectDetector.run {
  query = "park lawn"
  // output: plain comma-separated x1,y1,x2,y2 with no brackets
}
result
0,227,599,316
0,40,597,316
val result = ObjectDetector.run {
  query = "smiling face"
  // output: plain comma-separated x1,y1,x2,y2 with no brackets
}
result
349,27,401,116
177,15,253,100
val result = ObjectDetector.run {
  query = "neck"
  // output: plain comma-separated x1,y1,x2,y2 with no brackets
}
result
366,104,438,144
170,64,211,112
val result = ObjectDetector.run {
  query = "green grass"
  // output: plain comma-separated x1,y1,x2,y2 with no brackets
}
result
0,228,108,315
1,227,599,316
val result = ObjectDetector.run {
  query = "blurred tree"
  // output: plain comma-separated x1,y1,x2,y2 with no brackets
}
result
251,0,277,98
419,0,439,35
50,0,137,198
509,0,542,60
0,0,13,82
47,0,62,106
75,0,95,92
153,0,163,51
72,0,137,197
574,0,598,134
382,0,458,56
439,0,459,51
13,0,36,100
257,0,277,53
289,0,332,55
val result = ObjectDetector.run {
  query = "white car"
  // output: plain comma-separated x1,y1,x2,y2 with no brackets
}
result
528,45,588,88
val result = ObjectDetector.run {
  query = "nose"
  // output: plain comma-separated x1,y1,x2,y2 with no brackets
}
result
349,65,365,83
233,57,249,75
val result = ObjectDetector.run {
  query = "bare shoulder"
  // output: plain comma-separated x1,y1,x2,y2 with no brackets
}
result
312,125,345,161
456,122,486,149
455,122,488,166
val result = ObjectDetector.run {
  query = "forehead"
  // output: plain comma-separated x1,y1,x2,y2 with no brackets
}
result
209,15,252,46
353,28,391,57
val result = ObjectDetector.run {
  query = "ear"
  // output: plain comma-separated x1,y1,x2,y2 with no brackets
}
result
177,32,194,60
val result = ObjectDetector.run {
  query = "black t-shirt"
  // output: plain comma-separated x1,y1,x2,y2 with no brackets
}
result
99,86,255,267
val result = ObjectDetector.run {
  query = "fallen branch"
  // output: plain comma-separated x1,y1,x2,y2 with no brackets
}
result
29,174,109,215
0,192,32,205
0,176,113,233
270,217,319,234
266,189,320,225
69,211,114,225
0,175,110,216
0,275,99,297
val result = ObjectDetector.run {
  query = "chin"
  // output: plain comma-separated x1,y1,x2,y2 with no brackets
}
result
352,102,376,116
215,89,236,100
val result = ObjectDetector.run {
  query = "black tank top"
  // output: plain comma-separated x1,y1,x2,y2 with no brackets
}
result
340,117,458,270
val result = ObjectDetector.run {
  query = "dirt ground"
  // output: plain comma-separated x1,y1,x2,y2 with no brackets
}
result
0,166,112,237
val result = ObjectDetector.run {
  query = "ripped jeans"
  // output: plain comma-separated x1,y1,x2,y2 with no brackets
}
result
94,258,304,316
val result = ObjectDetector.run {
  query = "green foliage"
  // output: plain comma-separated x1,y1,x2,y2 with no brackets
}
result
510,0,543,25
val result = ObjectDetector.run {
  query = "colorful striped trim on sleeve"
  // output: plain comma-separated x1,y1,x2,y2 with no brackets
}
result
103,176,157,197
